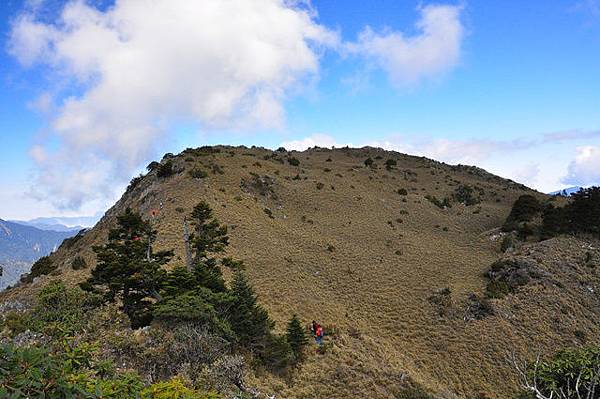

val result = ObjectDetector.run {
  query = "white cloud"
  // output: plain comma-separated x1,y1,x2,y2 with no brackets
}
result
347,4,464,87
9,0,338,209
512,163,540,188
367,135,532,165
564,146,600,186
280,133,351,151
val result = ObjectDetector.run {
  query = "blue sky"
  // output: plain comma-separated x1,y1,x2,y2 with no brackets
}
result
1,0,600,220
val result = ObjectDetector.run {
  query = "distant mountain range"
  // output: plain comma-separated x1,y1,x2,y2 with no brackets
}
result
10,212,102,232
0,219,78,290
548,186,583,197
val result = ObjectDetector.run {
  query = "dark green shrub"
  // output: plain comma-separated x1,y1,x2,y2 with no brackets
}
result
486,280,511,299
157,161,174,178
502,195,541,231
425,195,451,209
385,159,397,170
211,163,224,174
465,294,494,319
364,157,374,167
128,174,144,191
397,188,408,196
0,311,27,336
153,291,233,339
454,184,480,206
71,256,87,270
21,256,56,283
146,161,160,172
29,281,100,334
500,235,516,252
568,187,600,236
485,259,540,298
260,333,293,370
189,167,208,179
287,157,300,166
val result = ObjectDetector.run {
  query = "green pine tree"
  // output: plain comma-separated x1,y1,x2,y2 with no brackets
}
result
286,314,308,361
229,270,273,348
82,208,172,328
188,201,229,292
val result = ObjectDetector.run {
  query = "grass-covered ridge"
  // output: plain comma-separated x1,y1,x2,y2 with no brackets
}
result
2,145,599,398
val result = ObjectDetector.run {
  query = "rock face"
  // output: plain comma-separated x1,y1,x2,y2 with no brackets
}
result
0,219,76,289
2,145,599,399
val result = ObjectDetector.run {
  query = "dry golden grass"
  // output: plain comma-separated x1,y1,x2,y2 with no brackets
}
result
3,146,599,398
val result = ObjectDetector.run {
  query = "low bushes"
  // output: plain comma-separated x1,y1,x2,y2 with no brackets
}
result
71,256,87,270
157,161,175,178
425,195,451,209
514,346,600,399
21,256,56,283
189,167,208,179
0,344,221,399
485,259,546,299
502,194,541,232
454,184,481,206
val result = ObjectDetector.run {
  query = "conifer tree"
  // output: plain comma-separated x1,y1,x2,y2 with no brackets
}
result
229,270,273,348
286,314,308,361
188,201,229,292
82,208,172,328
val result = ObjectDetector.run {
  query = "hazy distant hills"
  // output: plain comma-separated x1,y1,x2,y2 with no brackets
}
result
10,213,102,232
0,219,76,289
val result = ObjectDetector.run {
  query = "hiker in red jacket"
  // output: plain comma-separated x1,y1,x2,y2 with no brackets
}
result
315,323,324,345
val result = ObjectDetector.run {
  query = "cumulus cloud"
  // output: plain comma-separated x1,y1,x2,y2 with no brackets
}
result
512,163,541,188
367,135,532,165
347,4,464,87
9,0,338,209
564,146,600,186
280,133,352,151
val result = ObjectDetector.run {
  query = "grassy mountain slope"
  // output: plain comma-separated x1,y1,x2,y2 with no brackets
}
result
2,146,599,398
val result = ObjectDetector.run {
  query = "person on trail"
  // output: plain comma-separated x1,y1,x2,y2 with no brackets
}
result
315,324,324,346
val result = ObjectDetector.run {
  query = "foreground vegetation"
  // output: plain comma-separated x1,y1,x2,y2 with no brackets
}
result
2,202,310,397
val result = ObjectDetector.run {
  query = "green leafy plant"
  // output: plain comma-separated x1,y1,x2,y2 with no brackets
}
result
514,346,600,399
